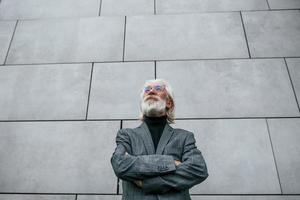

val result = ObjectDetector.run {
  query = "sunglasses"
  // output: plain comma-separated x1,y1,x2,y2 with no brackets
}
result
144,85,165,93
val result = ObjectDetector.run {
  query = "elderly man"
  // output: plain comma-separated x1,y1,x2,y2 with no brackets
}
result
111,79,208,200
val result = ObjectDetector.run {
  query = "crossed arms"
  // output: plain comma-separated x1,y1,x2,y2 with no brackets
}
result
110,129,209,194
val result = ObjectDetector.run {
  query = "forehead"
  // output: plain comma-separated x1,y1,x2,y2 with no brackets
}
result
144,81,165,87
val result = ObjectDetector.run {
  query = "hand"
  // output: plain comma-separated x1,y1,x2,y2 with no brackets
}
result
134,180,143,188
174,160,182,166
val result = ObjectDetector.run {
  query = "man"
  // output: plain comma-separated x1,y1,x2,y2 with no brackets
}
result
111,79,208,200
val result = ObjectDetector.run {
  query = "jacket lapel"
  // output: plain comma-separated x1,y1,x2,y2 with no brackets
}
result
139,121,174,155
139,122,155,155
156,123,174,155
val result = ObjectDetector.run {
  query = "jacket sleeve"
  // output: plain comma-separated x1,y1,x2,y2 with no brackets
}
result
142,132,209,194
111,129,176,182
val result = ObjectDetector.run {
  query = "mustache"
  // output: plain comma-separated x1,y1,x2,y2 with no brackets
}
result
144,95,160,101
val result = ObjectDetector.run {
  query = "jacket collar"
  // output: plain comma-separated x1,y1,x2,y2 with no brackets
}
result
139,121,174,155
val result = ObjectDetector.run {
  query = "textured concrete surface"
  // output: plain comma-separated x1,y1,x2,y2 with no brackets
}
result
0,21,16,64
88,62,154,119
0,121,119,193
0,64,91,120
268,0,300,9
267,118,300,194
0,195,75,200
125,12,249,61
101,0,154,16
191,196,300,200
242,10,300,58
78,196,122,200
0,0,100,20
286,58,300,109
0,0,299,199
156,0,268,14
6,17,125,64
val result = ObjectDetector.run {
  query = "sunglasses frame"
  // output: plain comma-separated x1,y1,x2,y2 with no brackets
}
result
144,85,165,93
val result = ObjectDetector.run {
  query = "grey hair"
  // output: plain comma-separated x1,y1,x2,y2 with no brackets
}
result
139,79,175,123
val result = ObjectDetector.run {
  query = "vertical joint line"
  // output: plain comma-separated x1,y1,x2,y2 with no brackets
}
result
117,178,120,194
122,16,127,62
4,20,18,65
154,0,156,14
239,11,251,59
117,120,123,194
284,58,300,113
98,0,102,16
154,61,157,79
75,194,78,200
85,63,94,120
265,119,283,194
266,0,271,10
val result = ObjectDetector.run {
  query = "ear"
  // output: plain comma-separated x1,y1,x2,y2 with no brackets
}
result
166,99,173,109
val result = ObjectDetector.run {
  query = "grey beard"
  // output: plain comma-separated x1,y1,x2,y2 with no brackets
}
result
141,97,166,117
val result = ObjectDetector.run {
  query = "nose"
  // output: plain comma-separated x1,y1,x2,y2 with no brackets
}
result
147,88,157,94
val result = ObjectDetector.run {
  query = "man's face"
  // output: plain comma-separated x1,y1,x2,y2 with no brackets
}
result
143,83,168,103
141,82,173,117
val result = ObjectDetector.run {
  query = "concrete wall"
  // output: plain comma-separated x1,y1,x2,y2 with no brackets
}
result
0,0,300,199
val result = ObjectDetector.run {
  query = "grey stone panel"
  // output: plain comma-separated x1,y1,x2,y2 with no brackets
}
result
191,196,300,200
0,195,75,200
78,195,122,200
88,62,154,119
0,21,16,64
174,119,280,194
156,0,268,14
122,119,280,194
156,59,299,118
125,13,249,61
0,64,91,120
0,121,119,193
268,0,300,9
268,118,300,194
6,17,124,64
286,58,300,110
101,0,154,16
242,10,300,58
0,0,100,20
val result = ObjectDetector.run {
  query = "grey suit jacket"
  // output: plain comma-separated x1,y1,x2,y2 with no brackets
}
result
111,121,208,200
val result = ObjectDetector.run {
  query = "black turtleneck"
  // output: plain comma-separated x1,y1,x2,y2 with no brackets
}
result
144,115,167,151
